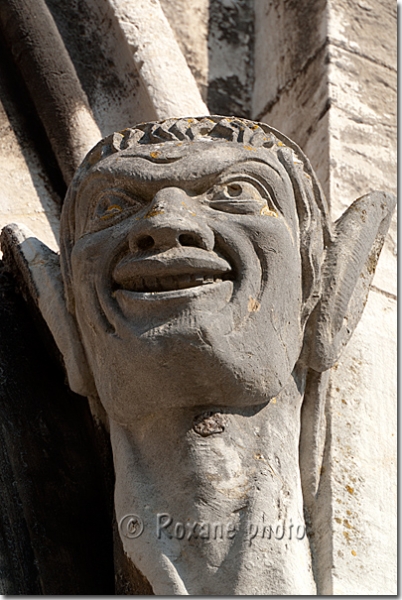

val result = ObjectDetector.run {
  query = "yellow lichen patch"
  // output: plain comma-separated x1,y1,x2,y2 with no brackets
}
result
144,208,165,219
244,145,257,152
346,485,354,495
181,201,196,216
271,397,277,404
100,204,122,220
343,531,351,542
254,453,265,461
335,517,342,524
351,550,357,556
260,206,278,217
343,519,352,529
251,124,259,130
150,151,160,159
277,141,285,147
248,297,260,312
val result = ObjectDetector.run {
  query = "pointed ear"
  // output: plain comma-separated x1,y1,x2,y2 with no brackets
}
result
303,191,396,372
1,223,96,396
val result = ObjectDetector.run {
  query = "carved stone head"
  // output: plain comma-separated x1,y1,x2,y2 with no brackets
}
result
56,117,333,425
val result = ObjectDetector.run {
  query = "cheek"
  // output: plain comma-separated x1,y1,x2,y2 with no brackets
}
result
71,230,120,286
69,233,123,335
250,219,303,349
244,217,302,296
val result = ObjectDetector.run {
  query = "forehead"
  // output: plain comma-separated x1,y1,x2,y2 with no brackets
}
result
74,140,298,225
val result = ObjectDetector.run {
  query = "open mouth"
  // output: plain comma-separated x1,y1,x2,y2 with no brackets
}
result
112,248,234,296
117,272,231,293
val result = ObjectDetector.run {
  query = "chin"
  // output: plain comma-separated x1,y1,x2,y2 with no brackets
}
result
89,309,299,426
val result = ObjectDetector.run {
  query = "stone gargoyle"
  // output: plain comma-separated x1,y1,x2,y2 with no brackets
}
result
1,116,395,595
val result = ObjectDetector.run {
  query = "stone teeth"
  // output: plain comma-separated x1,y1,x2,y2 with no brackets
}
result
126,273,224,292
177,275,192,290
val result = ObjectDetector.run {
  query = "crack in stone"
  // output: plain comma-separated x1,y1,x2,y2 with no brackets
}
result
330,102,396,129
328,37,397,73
369,284,396,301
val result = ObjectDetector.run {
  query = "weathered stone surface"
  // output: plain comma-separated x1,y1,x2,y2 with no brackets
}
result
327,41,396,296
257,50,330,199
324,2,397,593
160,0,209,102
253,0,327,120
328,0,396,71
160,0,255,119
254,1,329,199
0,0,102,184
0,102,60,251
46,0,157,135
107,0,208,119
4,116,394,594
0,34,61,251
207,0,254,118
317,289,397,595
255,1,396,594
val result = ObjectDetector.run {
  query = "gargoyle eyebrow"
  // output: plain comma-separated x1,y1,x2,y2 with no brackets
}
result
94,154,284,184
122,153,182,165
79,160,226,199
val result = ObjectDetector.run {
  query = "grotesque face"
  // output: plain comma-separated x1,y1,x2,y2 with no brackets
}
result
66,135,305,425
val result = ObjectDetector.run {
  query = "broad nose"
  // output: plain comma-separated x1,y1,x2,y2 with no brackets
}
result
128,187,214,252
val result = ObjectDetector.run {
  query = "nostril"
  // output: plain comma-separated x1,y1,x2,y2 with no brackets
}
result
137,235,155,251
178,233,199,247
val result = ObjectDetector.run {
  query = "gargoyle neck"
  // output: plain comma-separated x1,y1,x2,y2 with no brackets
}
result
109,375,316,595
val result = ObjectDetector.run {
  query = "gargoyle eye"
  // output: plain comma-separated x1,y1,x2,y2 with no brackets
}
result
226,183,242,197
208,180,277,216
93,190,143,226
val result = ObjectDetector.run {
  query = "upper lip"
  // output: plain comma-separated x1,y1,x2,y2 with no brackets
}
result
112,247,233,293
